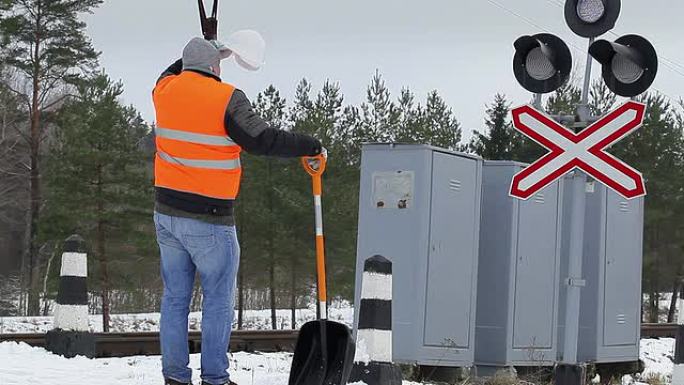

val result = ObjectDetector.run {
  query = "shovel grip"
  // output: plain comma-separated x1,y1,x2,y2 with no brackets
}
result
302,155,327,180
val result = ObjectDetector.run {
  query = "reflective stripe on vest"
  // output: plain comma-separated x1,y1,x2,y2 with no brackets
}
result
157,150,241,170
155,127,238,147
153,71,242,200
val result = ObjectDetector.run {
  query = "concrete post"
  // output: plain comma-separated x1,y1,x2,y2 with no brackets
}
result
350,255,402,385
45,235,96,358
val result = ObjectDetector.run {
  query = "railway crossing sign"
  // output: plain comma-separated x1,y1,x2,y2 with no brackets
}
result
509,101,647,200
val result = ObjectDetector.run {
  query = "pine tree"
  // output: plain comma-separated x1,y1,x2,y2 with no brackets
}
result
611,93,684,320
419,91,462,150
589,80,617,117
290,79,314,126
314,81,344,144
470,94,521,160
0,0,102,315
338,105,363,166
0,72,27,314
287,79,359,310
394,88,421,144
387,86,463,151
360,71,399,142
545,83,582,115
41,73,152,330
286,79,319,321
240,86,289,329
312,81,358,301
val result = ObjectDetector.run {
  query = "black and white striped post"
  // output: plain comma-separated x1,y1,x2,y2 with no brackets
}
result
673,293,684,384
45,235,96,358
350,255,402,385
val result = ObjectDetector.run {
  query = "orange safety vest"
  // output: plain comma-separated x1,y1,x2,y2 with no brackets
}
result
153,71,242,200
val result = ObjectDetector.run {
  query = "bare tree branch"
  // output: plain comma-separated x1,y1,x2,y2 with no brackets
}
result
0,80,32,112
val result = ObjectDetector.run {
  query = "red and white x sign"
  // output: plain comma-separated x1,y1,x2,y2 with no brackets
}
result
509,101,647,200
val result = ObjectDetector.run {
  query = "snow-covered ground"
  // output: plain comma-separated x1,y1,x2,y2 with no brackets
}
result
0,338,674,385
0,304,677,384
640,338,675,379
0,303,354,334
0,341,424,385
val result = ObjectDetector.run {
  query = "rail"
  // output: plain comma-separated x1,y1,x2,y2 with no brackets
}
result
1,323,678,358
0,329,299,357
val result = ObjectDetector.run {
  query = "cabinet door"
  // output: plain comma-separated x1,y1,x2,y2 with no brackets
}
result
513,186,560,350
603,193,642,347
423,152,478,349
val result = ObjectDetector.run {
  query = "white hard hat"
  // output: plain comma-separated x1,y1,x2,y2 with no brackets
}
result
217,30,266,72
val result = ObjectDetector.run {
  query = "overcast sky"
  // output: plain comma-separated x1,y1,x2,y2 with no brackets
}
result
83,0,684,140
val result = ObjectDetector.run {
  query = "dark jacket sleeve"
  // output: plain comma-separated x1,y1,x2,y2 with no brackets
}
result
225,89,322,157
157,59,183,84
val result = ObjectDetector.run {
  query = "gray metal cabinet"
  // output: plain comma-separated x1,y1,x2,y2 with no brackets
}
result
475,161,563,369
354,144,482,367
571,184,644,363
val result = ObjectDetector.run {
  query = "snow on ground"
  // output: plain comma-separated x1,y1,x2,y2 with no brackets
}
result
0,304,677,384
0,338,675,384
0,340,291,385
613,338,674,384
640,338,675,379
0,303,354,334
0,341,422,385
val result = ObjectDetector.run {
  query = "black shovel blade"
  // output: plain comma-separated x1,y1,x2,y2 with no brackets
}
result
288,319,356,385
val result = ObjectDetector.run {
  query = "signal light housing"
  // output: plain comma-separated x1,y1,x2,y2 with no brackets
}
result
565,0,621,38
513,33,573,94
589,34,658,97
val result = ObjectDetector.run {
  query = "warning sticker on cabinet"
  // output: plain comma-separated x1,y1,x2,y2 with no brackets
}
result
372,171,414,210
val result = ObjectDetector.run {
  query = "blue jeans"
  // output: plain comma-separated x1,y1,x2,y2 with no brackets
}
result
154,212,240,385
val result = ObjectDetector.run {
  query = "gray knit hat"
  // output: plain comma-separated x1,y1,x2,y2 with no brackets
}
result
182,37,221,77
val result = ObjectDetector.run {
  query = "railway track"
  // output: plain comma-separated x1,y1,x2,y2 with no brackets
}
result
0,329,299,358
1,323,678,358
640,323,681,339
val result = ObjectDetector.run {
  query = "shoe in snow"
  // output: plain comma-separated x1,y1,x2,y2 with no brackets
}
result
165,379,190,385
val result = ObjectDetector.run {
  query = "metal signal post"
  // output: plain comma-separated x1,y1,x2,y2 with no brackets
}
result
510,1,658,384
557,37,595,384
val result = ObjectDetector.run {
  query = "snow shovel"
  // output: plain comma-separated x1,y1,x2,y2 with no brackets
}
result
288,154,355,385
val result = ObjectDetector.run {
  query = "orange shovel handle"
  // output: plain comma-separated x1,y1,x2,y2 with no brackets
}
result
302,154,328,318
315,216,327,305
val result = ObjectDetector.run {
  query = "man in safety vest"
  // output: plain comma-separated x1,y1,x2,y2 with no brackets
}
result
153,37,324,385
